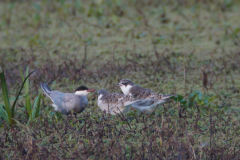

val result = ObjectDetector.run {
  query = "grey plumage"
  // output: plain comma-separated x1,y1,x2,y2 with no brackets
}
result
97,89,139,115
40,83,95,115
40,83,53,101
118,79,175,112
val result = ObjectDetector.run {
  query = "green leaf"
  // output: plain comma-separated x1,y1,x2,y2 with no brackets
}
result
188,92,199,108
0,105,8,124
180,100,187,105
177,95,183,102
189,92,199,102
21,67,34,120
0,71,11,125
32,93,42,119
11,70,36,119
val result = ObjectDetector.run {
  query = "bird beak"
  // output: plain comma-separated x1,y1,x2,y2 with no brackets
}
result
87,89,96,92
115,84,121,87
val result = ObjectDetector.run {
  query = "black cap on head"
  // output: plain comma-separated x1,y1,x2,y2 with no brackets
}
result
119,79,134,86
75,86,89,92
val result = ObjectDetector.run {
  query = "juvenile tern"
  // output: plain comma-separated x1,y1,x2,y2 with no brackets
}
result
97,89,139,115
117,79,174,112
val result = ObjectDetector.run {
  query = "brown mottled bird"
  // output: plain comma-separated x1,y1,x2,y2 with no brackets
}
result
117,79,175,112
97,89,139,115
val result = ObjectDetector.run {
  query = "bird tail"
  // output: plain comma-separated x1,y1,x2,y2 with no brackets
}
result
40,83,53,101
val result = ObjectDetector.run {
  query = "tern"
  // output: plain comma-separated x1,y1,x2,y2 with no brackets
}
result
97,89,139,115
40,83,95,115
117,79,174,112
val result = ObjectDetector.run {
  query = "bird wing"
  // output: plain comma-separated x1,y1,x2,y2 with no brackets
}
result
130,85,153,99
62,93,79,113
134,99,155,106
51,93,76,114
101,93,138,107
100,93,123,108
132,94,174,107
122,95,141,106
98,93,137,114
61,93,76,103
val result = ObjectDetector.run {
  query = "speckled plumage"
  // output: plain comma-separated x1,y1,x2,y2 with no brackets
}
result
118,79,175,112
129,85,153,99
97,89,138,115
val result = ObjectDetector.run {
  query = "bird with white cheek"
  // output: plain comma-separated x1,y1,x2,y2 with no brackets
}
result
40,83,95,115
117,79,175,112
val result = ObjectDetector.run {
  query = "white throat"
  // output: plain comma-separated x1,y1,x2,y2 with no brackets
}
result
98,94,103,100
120,85,133,95
75,90,89,96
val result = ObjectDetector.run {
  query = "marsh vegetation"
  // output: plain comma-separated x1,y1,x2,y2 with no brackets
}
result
0,0,240,159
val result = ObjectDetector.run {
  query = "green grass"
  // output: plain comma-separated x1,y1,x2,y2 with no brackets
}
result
0,70,35,126
0,0,240,159
21,67,42,123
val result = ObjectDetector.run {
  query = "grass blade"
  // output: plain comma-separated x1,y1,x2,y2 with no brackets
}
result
0,71,11,125
11,70,36,118
23,67,32,120
32,93,42,119
0,105,9,124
